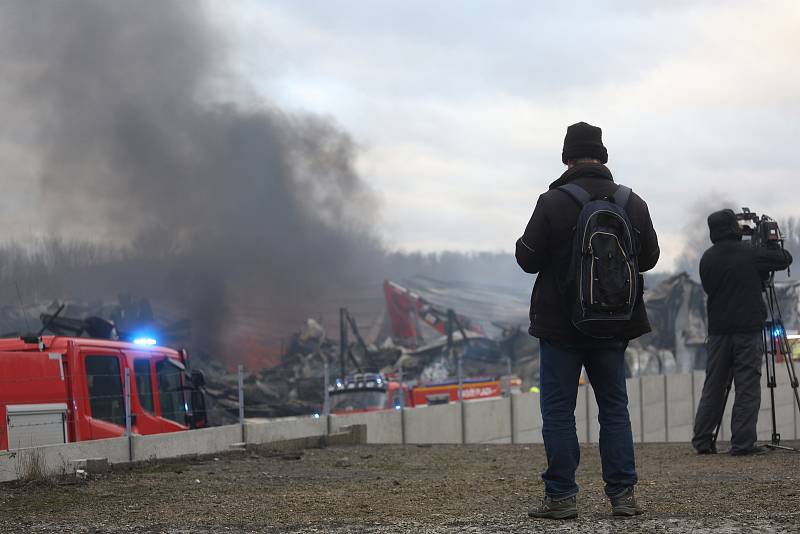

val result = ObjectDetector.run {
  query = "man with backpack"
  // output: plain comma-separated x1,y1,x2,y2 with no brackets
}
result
515,122,660,520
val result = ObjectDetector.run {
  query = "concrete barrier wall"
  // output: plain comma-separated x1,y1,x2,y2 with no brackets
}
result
403,402,462,444
667,373,694,442
245,415,326,445
463,397,511,444
641,375,667,442
627,377,642,442
692,371,705,416
575,385,588,443
512,393,542,443
329,410,403,444
132,424,241,462
4,369,798,483
758,365,797,441
0,437,129,483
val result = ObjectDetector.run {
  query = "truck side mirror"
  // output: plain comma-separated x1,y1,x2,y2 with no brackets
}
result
190,388,207,429
191,370,206,388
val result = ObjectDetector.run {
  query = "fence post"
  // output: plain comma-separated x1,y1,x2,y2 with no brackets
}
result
238,364,245,443
638,374,645,443
124,368,132,461
507,357,515,444
458,352,465,444
399,362,406,445
323,361,331,435
124,368,132,437
664,374,670,442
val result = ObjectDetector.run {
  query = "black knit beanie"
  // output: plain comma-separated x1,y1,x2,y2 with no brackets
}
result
561,122,608,164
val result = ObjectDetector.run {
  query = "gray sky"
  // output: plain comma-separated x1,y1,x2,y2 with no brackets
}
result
210,0,800,271
0,1,796,275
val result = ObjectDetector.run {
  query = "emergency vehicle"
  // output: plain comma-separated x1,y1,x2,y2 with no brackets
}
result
0,335,206,451
328,373,522,414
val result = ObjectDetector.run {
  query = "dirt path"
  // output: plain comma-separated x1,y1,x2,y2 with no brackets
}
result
1,442,799,533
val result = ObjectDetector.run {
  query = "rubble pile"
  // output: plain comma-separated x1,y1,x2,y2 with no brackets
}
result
628,274,800,376
2,273,798,422
628,273,709,375
194,319,403,423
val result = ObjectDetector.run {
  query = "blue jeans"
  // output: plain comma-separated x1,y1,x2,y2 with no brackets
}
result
539,339,637,498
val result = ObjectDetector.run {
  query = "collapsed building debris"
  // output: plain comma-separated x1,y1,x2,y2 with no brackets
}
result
2,272,797,423
629,273,800,375
193,319,403,423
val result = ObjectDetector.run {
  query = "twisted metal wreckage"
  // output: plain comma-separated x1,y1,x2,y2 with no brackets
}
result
0,274,798,423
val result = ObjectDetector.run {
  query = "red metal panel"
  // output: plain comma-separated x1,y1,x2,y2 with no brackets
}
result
0,351,68,450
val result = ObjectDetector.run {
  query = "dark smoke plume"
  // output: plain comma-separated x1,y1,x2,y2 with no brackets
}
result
0,1,382,366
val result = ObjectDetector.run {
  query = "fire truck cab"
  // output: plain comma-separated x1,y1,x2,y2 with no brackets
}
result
0,336,206,451
328,373,408,413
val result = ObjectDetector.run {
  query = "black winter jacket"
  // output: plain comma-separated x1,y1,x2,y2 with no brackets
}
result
700,210,792,335
515,164,660,345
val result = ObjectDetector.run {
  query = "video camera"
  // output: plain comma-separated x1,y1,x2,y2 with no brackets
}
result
735,208,783,250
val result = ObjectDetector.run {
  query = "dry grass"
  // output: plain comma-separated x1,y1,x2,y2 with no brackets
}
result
15,447,55,486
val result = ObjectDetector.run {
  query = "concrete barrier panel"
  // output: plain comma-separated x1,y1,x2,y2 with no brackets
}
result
641,375,666,442
717,384,734,442
771,363,797,440
757,375,796,442
667,373,694,442
463,397,511,444
0,437,129,482
693,371,705,416
245,416,326,445
575,385,588,443
329,410,403,444
588,379,642,443
587,385,599,443
404,402,462,444
627,377,642,442
132,425,241,461
512,393,542,443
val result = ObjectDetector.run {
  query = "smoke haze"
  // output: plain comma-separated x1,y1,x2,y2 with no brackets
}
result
0,1,383,363
674,194,738,280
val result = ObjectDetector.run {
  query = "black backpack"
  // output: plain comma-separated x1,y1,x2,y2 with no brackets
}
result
558,183,639,338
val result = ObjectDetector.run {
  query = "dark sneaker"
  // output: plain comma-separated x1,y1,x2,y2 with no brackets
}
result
610,487,642,517
729,445,768,456
528,495,577,520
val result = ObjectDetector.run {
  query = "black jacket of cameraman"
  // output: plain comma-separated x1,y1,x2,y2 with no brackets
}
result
515,163,660,345
700,209,793,335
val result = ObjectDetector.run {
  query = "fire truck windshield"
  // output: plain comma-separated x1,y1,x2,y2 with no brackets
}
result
330,390,386,412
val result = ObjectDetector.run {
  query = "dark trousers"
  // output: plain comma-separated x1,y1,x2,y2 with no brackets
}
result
692,333,762,453
539,340,637,499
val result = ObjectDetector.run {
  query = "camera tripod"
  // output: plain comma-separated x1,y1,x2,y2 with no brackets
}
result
712,277,800,452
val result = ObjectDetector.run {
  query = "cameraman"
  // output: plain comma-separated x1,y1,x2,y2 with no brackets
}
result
692,209,792,455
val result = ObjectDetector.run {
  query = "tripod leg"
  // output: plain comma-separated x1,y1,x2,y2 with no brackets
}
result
779,331,800,417
762,285,800,451
765,324,780,446
711,372,733,449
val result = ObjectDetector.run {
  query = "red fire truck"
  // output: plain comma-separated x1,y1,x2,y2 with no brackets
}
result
0,335,206,451
328,373,522,414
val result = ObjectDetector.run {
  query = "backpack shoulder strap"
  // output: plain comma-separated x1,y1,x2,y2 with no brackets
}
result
613,185,632,208
557,184,591,208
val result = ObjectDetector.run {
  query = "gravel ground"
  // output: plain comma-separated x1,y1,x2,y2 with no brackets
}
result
1,442,799,533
